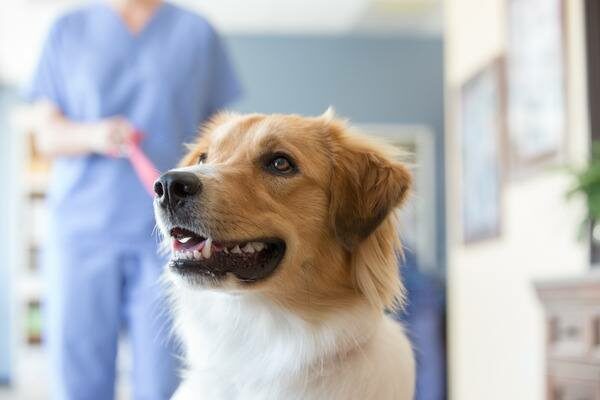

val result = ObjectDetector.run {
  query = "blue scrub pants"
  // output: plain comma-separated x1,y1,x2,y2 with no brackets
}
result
43,238,180,400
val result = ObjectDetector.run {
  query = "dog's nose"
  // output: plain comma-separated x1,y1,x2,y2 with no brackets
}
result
154,171,202,208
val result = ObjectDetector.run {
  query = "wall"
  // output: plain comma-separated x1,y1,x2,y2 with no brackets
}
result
228,35,444,128
0,91,10,383
445,1,590,399
0,88,19,383
227,34,446,268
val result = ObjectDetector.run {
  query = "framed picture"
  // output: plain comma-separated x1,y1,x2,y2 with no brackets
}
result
506,0,567,175
357,124,439,271
459,59,505,243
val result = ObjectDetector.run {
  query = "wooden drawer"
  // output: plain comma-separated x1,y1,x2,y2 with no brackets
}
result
548,311,588,356
592,312,600,357
546,309,600,359
549,377,600,400
548,360,600,400
535,272,600,400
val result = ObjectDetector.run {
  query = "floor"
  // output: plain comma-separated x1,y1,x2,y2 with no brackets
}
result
0,341,131,400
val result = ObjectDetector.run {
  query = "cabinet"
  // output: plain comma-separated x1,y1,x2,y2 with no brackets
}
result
536,272,600,400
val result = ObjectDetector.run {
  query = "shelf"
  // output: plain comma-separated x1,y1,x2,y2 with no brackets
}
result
18,276,44,300
24,171,49,196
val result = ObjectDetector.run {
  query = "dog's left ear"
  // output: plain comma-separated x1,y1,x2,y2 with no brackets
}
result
327,121,412,250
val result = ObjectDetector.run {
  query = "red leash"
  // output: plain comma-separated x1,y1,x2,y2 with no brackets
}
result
127,131,160,196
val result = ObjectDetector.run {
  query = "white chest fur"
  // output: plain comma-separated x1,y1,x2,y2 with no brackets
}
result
170,286,415,400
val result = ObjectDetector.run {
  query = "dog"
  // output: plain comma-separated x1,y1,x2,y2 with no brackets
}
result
153,109,415,400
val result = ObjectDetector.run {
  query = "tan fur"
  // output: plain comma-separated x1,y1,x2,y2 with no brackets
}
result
176,110,411,315
160,110,416,399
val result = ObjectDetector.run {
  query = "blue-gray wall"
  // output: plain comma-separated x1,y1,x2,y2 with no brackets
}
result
226,35,446,269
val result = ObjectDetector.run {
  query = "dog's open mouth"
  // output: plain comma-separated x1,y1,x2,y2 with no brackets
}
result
168,227,286,283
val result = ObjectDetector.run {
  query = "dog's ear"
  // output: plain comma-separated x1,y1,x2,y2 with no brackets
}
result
327,123,412,251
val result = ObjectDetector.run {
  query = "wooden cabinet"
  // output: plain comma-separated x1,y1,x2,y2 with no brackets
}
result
536,272,600,400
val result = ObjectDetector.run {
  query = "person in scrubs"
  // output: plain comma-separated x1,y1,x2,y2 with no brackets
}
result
25,0,241,398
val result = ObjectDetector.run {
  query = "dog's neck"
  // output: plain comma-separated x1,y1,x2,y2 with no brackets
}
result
171,285,382,384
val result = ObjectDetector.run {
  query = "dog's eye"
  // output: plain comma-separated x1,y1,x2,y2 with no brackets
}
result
272,157,291,171
265,154,297,175
197,153,207,164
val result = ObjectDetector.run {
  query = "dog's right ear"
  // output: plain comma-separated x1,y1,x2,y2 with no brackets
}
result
326,121,412,251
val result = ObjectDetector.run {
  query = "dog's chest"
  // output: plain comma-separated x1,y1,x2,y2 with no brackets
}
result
172,291,395,400
178,293,322,377
174,368,366,400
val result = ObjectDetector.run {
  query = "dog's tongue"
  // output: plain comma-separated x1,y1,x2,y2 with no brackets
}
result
171,228,205,251
176,235,204,250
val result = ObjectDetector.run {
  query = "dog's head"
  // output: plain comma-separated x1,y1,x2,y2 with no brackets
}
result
154,110,412,311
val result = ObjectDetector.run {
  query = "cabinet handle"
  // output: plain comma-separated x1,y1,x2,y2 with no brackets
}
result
593,316,600,347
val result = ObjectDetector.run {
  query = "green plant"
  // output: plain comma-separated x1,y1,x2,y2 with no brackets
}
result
567,142,600,238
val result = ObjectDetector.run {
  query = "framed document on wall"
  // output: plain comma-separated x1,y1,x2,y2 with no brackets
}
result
506,0,567,175
459,60,505,243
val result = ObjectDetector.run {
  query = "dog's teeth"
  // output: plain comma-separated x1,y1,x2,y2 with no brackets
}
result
193,250,201,260
178,236,192,244
202,238,212,258
242,243,255,253
231,245,241,254
253,242,265,252
223,247,229,254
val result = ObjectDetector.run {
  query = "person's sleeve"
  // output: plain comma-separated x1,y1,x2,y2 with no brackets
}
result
205,28,243,116
22,19,66,109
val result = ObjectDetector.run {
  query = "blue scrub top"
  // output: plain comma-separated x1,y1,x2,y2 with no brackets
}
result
26,2,241,245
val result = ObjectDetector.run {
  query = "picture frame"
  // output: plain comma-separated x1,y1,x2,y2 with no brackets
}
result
506,0,567,176
458,59,506,244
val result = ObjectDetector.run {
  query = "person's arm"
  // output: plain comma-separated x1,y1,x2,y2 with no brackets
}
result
27,100,135,158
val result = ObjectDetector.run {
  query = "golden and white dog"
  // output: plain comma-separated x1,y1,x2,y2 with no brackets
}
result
153,110,415,400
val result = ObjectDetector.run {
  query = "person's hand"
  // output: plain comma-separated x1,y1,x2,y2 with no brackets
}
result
88,117,136,157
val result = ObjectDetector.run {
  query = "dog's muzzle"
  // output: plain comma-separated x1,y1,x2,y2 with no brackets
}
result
153,171,287,285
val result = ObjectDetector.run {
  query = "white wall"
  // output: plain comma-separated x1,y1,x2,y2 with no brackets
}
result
0,90,21,383
0,1,73,84
0,0,442,85
444,1,590,399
